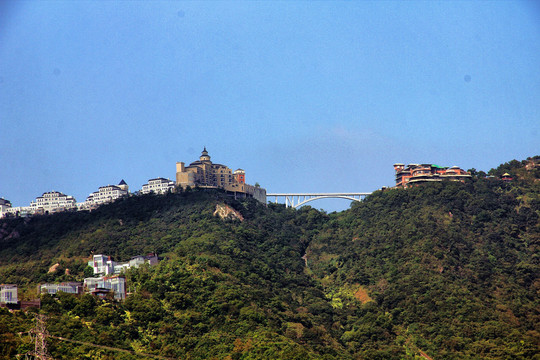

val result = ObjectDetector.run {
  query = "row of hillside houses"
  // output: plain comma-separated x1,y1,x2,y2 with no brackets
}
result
0,177,175,218
56,253,157,300
1,148,267,218
1,254,159,306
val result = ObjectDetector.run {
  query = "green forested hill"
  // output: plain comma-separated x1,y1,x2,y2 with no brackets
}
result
307,173,539,359
0,158,539,359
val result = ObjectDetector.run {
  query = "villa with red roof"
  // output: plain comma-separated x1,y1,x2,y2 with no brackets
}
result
393,163,471,187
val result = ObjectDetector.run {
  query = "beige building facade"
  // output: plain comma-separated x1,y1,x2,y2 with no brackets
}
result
176,148,266,203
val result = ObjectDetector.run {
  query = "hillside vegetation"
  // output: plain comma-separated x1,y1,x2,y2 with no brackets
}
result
0,157,538,359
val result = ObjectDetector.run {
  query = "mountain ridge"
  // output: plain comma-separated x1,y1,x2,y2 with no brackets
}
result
0,156,538,359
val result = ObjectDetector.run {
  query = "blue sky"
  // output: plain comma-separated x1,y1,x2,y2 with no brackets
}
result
1,1,539,212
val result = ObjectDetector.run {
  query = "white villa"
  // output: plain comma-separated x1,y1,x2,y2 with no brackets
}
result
141,178,175,195
0,284,18,304
84,276,126,300
88,254,159,276
0,199,13,218
1,193,78,218
30,191,77,214
0,198,11,211
39,282,83,295
80,180,129,210
1,198,35,218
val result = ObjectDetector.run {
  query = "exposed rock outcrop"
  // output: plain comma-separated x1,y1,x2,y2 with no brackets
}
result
48,263,60,273
213,204,244,221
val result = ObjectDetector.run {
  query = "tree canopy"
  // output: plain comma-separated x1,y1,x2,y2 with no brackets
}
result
0,157,538,359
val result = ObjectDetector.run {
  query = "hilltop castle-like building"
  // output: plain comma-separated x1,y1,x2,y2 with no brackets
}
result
176,148,266,203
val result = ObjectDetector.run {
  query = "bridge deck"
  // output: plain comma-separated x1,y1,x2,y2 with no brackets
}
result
267,192,372,208
267,192,371,196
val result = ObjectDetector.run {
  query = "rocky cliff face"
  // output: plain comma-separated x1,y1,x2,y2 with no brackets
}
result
213,203,244,221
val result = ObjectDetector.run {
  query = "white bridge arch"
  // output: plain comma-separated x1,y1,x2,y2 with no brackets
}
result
267,192,371,209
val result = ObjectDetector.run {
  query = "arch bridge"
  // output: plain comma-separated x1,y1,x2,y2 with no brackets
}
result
267,192,371,209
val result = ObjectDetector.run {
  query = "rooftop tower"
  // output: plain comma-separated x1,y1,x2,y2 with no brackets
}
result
200,147,211,162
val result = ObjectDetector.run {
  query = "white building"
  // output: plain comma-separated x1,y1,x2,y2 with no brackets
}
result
30,191,77,214
88,255,117,275
141,178,175,195
0,284,18,304
84,276,126,300
0,199,30,218
85,253,158,301
39,282,83,295
81,180,129,210
127,254,159,268
88,254,159,276
2,206,36,218
3,207,33,218
0,198,12,218
0,198,11,210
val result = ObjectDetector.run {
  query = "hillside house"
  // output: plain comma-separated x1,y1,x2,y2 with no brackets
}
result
30,191,77,214
84,276,126,300
88,253,159,276
39,282,83,295
141,178,175,195
80,180,129,210
393,163,471,187
0,284,18,304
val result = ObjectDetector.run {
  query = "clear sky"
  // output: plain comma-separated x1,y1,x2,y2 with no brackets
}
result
1,1,539,212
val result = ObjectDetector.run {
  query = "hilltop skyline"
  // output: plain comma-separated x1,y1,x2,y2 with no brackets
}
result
1,145,507,211
1,1,539,212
